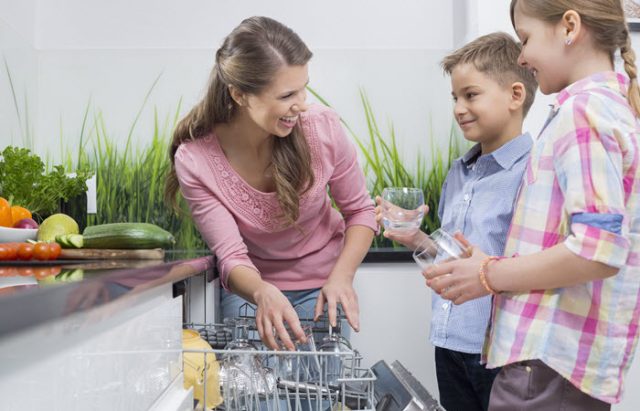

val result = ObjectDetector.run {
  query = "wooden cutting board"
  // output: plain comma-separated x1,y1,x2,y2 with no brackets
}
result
59,248,165,260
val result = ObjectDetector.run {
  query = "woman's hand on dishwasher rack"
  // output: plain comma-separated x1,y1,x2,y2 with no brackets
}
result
314,275,360,332
254,282,308,351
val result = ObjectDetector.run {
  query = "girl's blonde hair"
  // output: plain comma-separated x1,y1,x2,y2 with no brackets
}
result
510,0,640,116
165,16,315,228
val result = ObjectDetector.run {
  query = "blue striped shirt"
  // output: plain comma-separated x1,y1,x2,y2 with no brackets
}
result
431,133,531,353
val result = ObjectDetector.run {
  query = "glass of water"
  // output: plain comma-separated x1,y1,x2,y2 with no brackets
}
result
412,229,467,270
381,187,425,233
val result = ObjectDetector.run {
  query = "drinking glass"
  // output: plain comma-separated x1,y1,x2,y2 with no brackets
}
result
318,330,353,386
219,319,261,396
276,325,320,383
412,228,467,270
381,187,425,233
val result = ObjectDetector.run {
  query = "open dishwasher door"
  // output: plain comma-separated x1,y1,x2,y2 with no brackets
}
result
372,360,446,411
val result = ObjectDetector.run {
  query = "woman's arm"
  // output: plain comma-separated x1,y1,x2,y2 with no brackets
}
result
314,225,374,330
317,108,377,329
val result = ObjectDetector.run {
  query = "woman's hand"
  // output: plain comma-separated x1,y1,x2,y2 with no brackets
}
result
253,282,306,351
423,239,490,305
375,196,428,250
314,275,360,332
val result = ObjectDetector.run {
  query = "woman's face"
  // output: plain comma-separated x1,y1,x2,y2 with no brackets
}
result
242,64,309,138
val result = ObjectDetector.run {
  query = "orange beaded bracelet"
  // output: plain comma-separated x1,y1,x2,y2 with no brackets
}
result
479,256,502,295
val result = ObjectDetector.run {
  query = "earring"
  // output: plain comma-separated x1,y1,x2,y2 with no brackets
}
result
565,37,573,46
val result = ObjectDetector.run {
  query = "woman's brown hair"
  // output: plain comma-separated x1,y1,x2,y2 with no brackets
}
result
510,0,640,116
165,16,315,227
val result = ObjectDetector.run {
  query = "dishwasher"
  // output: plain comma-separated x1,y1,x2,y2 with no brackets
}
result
182,302,376,410
179,278,445,411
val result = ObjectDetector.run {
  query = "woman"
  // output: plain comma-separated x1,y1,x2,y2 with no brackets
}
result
165,16,376,350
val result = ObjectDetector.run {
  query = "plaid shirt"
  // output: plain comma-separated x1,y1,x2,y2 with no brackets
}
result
483,72,640,403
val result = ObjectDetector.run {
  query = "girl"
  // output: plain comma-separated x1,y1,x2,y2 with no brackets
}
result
165,17,376,351
426,1,640,409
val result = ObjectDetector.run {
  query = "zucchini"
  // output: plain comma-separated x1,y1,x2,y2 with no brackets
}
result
82,223,175,249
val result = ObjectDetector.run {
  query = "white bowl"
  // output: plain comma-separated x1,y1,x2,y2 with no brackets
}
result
0,226,38,243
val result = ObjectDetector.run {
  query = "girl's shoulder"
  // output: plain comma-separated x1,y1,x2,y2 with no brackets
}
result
557,88,636,133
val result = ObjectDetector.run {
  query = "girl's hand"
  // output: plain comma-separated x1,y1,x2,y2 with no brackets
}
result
423,235,490,305
314,275,360,332
253,282,306,351
375,196,429,250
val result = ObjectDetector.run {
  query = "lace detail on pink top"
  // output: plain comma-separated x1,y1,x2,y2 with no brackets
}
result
198,115,324,232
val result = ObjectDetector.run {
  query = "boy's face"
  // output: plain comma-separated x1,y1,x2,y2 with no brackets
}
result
450,63,518,149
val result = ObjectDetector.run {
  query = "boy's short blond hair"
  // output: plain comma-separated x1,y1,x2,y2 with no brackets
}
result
442,32,537,116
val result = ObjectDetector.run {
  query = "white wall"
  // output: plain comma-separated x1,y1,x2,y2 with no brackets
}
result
0,0,38,148
1,0,457,166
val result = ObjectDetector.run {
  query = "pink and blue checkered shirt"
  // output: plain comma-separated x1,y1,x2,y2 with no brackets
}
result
483,72,640,403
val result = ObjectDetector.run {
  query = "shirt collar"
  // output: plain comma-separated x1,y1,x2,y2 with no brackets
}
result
554,71,629,107
460,132,532,170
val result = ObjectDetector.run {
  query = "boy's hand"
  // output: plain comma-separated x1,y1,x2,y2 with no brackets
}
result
375,196,429,251
453,231,474,257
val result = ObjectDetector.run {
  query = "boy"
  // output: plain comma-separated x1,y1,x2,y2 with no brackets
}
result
377,32,537,411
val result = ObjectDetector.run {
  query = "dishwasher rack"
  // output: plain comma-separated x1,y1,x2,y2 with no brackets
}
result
182,304,377,410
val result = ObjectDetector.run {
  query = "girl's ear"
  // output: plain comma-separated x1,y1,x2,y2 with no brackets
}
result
510,81,526,111
561,10,582,45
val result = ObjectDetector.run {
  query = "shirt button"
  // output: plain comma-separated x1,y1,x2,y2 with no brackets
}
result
463,194,470,202
442,303,449,310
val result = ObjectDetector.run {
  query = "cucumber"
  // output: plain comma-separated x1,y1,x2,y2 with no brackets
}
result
55,234,71,248
67,234,84,249
82,223,175,249
55,234,84,248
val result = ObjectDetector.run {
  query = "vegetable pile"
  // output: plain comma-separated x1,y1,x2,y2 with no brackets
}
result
0,146,93,217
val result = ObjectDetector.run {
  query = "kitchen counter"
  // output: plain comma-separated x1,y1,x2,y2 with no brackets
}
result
0,247,412,341
0,250,219,410
0,250,216,339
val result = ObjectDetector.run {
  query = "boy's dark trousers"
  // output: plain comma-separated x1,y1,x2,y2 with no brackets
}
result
435,346,500,411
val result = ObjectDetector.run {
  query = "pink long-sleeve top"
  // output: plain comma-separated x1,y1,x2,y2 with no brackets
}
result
174,104,377,291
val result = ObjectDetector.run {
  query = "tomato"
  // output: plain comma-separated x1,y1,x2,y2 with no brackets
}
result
4,243,19,260
33,243,51,261
33,267,51,280
0,197,12,227
10,206,32,226
17,267,34,277
48,243,62,260
0,267,18,277
17,243,34,260
48,266,62,276
0,243,21,260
